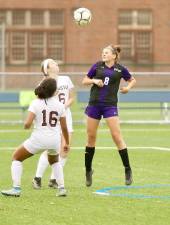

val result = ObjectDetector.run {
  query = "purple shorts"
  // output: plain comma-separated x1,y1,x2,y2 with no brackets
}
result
85,105,118,120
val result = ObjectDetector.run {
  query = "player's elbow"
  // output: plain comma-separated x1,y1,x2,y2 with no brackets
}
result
82,76,90,85
132,77,136,83
82,78,86,85
24,122,31,129
133,78,137,86
129,77,136,86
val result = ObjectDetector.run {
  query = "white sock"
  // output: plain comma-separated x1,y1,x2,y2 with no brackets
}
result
11,160,22,188
51,162,64,188
59,156,67,168
50,172,55,180
35,151,49,178
50,156,67,179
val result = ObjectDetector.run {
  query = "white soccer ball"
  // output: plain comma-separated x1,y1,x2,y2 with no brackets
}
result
73,8,92,26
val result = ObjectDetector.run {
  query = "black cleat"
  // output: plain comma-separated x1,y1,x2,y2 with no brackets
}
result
32,177,41,189
86,170,93,187
48,179,58,189
125,167,133,185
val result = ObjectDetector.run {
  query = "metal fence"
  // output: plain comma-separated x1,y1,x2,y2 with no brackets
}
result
0,24,5,89
1,71,170,90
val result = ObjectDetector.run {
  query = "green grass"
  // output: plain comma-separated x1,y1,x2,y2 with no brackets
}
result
0,101,168,122
0,103,170,225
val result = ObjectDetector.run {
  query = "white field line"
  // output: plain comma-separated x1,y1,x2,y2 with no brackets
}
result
0,112,22,115
0,146,170,151
1,128,170,133
0,111,161,115
0,130,30,133
72,146,170,151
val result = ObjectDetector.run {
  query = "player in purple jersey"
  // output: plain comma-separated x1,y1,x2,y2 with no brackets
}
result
82,45,136,187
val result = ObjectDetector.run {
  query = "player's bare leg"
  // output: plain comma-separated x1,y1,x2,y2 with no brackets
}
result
106,116,133,185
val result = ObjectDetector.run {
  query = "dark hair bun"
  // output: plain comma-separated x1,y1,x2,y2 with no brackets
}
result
114,45,121,53
34,78,57,99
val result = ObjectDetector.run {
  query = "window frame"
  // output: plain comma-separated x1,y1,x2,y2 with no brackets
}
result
9,31,28,64
2,9,65,65
118,9,153,63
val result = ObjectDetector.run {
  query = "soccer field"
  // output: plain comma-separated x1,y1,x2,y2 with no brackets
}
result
0,105,170,225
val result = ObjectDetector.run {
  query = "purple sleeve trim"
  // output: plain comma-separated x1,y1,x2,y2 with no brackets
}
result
87,63,97,78
122,66,132,81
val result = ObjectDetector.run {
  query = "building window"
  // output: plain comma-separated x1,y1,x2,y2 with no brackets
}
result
5,32,9,61
31,10,44,25
0,11,6,25
12,10,25,25
29,32,45,61
118,9,152,27
137,10,152,25
119,32,133,60
48,32,64,61
1,9,65,64
49,10,64,26
10,32,27,63
119,31,152,63
118,10,132,26
118,9,152,63
136,32,151,61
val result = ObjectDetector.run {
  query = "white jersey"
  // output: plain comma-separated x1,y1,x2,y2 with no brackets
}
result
23,96,66,155
36,75,74,132
57,76,74,105
57,76,74,132
29,96,65,137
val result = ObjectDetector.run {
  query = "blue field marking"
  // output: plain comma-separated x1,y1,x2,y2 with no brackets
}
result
94,184,170,200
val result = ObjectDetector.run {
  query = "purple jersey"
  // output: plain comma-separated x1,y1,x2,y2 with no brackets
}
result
87,61,132,106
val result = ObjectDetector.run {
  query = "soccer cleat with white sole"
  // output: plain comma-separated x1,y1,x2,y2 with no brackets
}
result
1,187,21,197
32,177,41,189
57,187,67,197
48,179,58,189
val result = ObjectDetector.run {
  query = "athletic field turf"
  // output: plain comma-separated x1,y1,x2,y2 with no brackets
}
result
0,103,170,225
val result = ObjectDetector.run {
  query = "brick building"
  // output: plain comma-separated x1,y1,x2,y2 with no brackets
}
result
0,0,170,72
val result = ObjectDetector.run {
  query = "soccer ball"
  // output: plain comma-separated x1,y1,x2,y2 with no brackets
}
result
73,8,92,26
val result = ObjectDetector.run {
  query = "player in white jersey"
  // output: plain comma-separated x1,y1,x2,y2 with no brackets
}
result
32,58,74,189
1,78,69,197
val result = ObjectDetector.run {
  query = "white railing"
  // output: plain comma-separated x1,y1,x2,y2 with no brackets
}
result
1,71,170,90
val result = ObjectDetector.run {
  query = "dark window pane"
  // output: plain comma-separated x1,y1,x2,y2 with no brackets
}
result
50,10,64,26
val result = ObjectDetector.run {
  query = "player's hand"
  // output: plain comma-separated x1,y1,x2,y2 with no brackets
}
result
120,86,129,94
63,145,70,153
93,79,104,87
